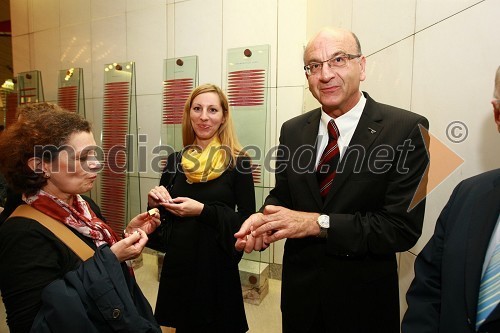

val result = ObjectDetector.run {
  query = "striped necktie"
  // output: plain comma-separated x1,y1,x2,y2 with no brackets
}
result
476,242,500,329
316,119,340,198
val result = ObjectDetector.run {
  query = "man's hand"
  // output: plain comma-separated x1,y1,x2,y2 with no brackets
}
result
251,205,321,242
234,213,269,253
234,207,322,253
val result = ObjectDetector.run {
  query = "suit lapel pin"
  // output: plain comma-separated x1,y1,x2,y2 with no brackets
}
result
368,127,377,134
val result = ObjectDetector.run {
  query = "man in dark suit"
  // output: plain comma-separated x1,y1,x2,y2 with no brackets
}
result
401,67,500,333
235,27,429,333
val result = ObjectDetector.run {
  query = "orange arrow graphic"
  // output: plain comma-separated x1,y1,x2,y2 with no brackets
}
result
409,124,464,211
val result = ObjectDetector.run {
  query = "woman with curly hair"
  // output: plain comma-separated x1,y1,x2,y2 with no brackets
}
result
0,103,161,333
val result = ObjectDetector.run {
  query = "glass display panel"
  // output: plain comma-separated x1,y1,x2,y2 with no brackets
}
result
57,67,86,117
99,62,140,236
17,70,44,105
161,56,199,153
227,45,271,304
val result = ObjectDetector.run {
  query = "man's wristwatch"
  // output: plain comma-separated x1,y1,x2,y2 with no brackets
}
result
316,214,330,238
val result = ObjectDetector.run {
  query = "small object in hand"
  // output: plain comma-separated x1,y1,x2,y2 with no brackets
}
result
148,208,159,216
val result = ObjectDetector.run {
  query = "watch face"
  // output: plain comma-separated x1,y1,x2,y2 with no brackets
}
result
318,215,330,228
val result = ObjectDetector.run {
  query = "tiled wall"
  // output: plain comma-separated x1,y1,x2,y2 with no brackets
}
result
10,0,500,318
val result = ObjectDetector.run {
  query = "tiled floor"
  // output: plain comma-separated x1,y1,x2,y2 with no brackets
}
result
244,279,282,332
0,292,6,332
0,252,282,333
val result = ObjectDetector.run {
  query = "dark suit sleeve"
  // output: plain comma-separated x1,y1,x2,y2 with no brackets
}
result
266,105,429,256
328,118,429,255
401,182,461,333
264,125,294,208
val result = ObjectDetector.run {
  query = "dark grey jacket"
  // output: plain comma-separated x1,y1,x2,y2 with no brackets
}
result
30,245,160,333
403,169,500,333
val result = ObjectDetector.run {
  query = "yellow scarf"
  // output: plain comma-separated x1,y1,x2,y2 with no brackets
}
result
181,137,229,183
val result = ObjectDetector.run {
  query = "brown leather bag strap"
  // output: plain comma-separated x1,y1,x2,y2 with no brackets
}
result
9,204,94,261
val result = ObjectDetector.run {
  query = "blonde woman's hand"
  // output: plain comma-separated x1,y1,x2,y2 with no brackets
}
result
125,209,161,235
148,185,173,208
161,197,204,217
110,229,148,262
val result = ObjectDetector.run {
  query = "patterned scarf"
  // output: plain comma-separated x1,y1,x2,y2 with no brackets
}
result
181,137,229,184
25,190,119,247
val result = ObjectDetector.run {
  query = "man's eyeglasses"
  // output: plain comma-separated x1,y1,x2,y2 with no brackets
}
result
304,53,361,75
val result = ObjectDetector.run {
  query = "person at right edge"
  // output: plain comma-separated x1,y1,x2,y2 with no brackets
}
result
402,67,500,332
234,27,429,333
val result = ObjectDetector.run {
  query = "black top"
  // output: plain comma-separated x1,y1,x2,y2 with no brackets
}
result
0,188,23,227
0,174,7,205
150,153,255,333
0,196,101,333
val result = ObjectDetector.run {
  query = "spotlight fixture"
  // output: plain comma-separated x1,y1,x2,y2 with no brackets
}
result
64,68,75,81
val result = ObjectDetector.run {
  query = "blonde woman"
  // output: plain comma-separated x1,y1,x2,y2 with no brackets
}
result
147,84,255,333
